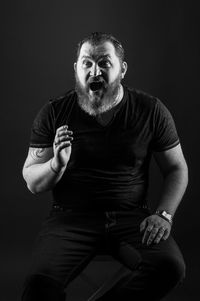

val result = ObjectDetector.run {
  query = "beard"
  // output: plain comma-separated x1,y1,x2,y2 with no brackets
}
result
75,72,122,116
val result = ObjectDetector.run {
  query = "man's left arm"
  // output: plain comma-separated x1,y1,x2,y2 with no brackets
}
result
140,143,188,245
153,143,188,214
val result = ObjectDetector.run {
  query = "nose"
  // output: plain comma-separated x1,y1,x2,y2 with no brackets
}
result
90,63,102,77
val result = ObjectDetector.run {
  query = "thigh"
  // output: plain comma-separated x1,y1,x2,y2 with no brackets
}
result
99,210,185,301
109,209,185,273
27,211,104,288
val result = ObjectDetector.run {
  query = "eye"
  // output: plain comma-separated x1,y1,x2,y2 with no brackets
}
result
98,60,111,68
82,60,92,68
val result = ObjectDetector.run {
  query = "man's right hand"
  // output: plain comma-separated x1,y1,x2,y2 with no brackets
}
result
52,125,73,172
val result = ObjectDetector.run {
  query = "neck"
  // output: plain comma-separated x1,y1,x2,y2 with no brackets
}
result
97,84,124,116
111,84,124,109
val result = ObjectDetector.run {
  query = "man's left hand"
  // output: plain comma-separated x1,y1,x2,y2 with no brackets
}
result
140,214,171,245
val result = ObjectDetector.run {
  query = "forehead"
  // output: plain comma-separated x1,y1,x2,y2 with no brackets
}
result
78,41,118,60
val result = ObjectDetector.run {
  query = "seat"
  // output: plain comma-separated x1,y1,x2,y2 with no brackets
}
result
66,254,126,301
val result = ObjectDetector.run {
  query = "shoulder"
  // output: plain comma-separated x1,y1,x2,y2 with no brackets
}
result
124,85,159,115
49,89,77,108
39,89,77,121
33,89,77,124
125,86,157,105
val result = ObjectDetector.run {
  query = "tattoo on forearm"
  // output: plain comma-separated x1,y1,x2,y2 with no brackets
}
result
30,148,45,160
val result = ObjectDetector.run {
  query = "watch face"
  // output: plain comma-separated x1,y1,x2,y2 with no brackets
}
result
162,211,172,221
156,210,172,222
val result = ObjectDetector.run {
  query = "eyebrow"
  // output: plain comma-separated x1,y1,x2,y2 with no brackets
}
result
81,54,112,60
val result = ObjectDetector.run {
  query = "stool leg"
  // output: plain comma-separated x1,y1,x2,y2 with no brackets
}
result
87,265,128,301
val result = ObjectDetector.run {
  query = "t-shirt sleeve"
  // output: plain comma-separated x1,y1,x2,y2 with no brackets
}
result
152,98,180,152
29,102,55,148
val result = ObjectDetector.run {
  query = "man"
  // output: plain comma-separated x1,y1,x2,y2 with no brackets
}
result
21,32,188,300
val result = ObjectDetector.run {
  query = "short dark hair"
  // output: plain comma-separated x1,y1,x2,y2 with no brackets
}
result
76,32,125,62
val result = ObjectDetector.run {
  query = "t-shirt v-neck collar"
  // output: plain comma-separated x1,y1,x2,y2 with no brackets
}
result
94,104,120,126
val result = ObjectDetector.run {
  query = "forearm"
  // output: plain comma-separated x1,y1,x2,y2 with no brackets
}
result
23,158,66,194
156,166,188,216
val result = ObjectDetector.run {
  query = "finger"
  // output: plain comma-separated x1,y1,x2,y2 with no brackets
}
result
140,220,146,232
162,229,170,240
55,135,73,145
55,141,71,152
142,224,154,244
146,227,159,245
54,135,73,146
57,129,73,137
56,125,68,133
154,228,166,244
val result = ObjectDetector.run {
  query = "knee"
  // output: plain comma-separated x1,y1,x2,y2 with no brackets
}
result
171,257,186,284
158,255,186,287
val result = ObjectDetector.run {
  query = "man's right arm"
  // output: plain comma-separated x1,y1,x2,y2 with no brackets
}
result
22,147,66,194
22,125,73,194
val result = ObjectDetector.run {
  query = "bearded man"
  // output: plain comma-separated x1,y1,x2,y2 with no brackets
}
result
21,32,188,300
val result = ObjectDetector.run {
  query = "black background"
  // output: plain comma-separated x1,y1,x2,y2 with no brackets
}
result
1,0,199,300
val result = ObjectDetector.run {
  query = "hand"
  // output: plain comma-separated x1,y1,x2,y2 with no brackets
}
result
140,214,171,246
52,125,73,170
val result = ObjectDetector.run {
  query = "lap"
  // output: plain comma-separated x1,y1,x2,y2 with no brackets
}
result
114,235,185,270
26,208,185,286
108,209,185,273
27,211,104,286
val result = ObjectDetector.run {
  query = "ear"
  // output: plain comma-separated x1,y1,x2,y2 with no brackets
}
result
121,61,128,79
74,62,77,72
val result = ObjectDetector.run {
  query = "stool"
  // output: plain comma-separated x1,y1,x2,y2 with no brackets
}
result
66,254,126,301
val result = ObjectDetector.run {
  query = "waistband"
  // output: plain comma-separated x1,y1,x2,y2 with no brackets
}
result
51,202,150,213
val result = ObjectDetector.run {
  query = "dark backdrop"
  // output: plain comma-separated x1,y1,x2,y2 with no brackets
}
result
1,1,199,300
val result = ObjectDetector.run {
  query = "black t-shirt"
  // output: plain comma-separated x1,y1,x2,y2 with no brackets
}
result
30,86,180,210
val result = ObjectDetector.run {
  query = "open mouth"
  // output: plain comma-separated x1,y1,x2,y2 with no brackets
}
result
89,81,104,92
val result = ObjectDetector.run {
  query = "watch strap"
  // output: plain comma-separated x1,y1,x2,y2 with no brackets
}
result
155,210,173,225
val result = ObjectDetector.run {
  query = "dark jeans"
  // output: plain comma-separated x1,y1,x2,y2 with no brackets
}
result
21,205,185,301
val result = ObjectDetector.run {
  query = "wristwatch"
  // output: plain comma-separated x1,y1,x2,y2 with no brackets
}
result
155,210,173,225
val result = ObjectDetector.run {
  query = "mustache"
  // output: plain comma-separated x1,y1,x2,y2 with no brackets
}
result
87,75,106,84
87,76,107,92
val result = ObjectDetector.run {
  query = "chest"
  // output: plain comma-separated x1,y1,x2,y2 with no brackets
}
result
56,100,153,169
67,126,152,170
